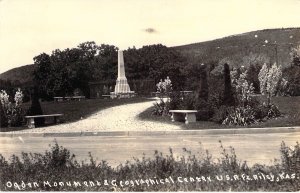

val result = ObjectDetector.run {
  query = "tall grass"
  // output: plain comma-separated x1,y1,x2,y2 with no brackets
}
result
0,141,299,191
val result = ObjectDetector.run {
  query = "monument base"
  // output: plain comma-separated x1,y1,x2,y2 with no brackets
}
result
114,78,131,93
111,77,135,99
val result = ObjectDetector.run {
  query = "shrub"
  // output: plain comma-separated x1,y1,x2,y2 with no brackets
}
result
0,89,24,127
266,104,281,118
152,98,170,116
253,103,281,120
222,106,258,126
280,141,300,172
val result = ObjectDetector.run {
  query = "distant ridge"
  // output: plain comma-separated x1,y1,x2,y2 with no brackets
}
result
173,27,300,68
0,64,35,85
1,27,300,85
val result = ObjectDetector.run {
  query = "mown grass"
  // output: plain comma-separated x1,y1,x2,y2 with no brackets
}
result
139,96,300,129
0,141,299,191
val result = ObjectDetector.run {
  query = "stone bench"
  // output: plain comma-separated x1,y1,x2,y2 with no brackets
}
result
102,95,112,99
169,110,197,124
54,96,85,102
71,96,85,101
25,114,63,128
53,97,64,102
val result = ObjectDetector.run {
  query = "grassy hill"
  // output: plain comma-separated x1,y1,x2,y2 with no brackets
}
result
0,64,34,85
173,28,300,69
1,27,300,85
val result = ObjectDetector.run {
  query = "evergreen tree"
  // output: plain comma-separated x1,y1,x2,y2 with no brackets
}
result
197,64,208,101
223,63,234,105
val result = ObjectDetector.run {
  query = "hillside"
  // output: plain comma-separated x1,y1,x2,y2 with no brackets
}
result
0,64,35,85
173,28,300,69
1,28,300,85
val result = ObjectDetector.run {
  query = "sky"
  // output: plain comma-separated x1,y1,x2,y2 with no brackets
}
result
0,0,300,73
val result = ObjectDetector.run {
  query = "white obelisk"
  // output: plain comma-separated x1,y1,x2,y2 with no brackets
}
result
113,50,132,96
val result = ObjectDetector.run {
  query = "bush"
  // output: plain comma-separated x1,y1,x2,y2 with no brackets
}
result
253,103,281,120
152,98,170,116
222,106,258,126
280,141,300,172
0,89,24,127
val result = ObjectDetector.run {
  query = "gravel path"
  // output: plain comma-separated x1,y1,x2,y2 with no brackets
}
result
12,100,181,133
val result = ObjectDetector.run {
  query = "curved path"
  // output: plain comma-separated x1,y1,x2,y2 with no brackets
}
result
14,100,181,133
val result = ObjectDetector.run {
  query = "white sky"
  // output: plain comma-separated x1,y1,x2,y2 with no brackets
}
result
0,0,300,73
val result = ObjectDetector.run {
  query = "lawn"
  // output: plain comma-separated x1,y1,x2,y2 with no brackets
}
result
139,96,300,130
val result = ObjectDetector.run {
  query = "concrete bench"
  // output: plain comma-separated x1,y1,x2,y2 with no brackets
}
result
54,96,85,102
72,96,85,101
25,114,63,128
102,95,112,99
54,97,63,102
169,110,197,124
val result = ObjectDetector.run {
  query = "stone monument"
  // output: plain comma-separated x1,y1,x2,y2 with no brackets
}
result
111,50,135,98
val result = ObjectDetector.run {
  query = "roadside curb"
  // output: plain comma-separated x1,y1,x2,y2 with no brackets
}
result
0,126,299,138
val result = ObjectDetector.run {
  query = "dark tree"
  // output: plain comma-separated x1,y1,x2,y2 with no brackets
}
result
0,102,8,128
27,87,45,127
197,64,209,101
223,63,234,106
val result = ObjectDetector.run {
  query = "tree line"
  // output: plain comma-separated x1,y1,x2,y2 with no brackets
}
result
32,41,300,99
33,42,188,99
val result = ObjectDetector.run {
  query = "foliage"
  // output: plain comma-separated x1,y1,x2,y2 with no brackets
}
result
223,63,234,106
258,63,287,104
290,45,300,67
0,141,299,191
33,42,118,98
151,98,170,116
125,45,187,91
232,70,255,107
0,89,24,127
280,141,300,172
196,64,208,101
156,76,173,97
152,77,174,116
222,106,257,126
283,65,300,96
